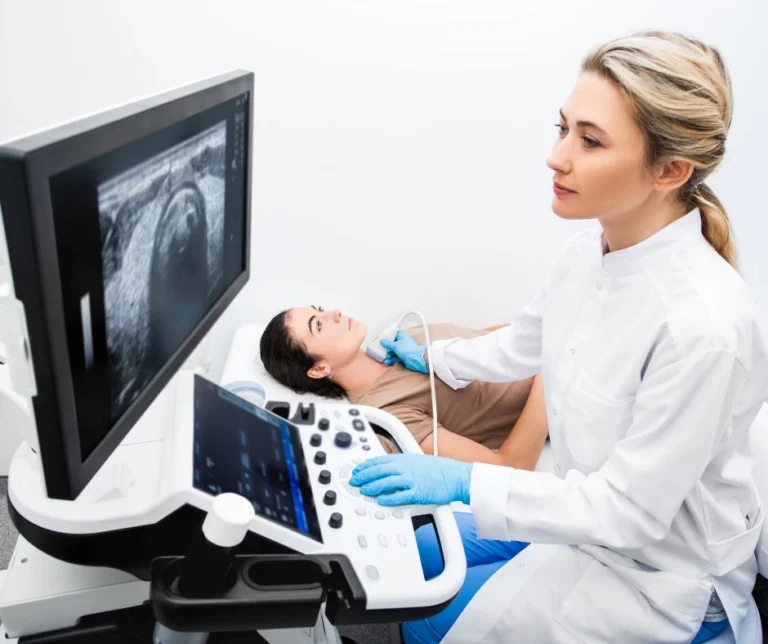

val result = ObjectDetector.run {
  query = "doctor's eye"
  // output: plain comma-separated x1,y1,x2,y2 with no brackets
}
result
583,136,600,148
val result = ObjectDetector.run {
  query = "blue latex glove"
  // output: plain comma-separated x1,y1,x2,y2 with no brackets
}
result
380,330,428,374
349,454,473,506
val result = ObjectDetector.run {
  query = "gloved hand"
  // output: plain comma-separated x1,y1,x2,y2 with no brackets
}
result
380,331,428,374
349,454,473,506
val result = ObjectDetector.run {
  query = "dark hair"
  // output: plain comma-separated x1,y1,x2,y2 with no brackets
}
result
260,310,347,399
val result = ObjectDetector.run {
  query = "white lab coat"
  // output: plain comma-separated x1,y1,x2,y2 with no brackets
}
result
431,209,768,643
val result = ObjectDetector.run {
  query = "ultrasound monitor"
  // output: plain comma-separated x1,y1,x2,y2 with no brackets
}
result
0,71,253,500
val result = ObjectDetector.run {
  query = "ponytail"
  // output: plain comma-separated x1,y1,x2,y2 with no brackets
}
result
691,183,738,269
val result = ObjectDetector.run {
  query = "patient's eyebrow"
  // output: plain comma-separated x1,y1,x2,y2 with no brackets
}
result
308,315,316,335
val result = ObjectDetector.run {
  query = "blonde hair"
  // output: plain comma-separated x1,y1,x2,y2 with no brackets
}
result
582,31,737,268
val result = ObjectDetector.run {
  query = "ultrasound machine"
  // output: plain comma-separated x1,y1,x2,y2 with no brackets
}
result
0,71,465,643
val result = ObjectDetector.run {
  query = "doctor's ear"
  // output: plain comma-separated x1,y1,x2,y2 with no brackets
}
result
307,362,332,380
652,158,695,194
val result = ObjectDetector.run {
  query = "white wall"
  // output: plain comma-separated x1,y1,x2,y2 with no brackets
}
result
1,0,766,385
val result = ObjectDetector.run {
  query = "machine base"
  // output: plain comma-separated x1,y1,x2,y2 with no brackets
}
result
0,537,342,644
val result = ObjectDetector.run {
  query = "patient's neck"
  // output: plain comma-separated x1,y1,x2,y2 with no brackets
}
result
332,351,390,395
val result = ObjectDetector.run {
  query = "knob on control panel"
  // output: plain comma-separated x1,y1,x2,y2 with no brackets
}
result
329,513,343,529
334,432,352,448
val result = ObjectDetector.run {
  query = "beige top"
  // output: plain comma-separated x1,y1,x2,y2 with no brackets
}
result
347,323,534,452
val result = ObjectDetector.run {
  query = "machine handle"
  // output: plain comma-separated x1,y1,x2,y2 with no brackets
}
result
357,405,467,608
153,494,255,640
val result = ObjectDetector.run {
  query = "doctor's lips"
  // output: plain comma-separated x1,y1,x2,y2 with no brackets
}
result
553,181,577,196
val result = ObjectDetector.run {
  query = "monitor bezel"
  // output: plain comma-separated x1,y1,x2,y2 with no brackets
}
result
0,71,253,501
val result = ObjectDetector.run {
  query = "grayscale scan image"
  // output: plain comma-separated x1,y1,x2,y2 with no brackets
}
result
98,122,227,420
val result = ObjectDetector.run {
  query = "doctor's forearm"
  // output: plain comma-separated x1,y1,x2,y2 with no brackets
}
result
469,465,669,549
437,322,542,387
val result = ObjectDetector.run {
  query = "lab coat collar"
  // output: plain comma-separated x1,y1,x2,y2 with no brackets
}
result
599,208,703,274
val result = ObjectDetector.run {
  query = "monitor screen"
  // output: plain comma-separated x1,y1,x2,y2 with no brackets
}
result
49,94,248,461
192,375,323,543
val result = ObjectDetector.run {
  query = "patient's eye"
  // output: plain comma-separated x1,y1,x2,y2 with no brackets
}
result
317,320,322,332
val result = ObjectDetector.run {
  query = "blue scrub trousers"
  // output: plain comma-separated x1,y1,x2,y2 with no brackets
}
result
402,513,728,644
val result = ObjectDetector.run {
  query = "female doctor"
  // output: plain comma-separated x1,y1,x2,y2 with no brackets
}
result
350,31,768,643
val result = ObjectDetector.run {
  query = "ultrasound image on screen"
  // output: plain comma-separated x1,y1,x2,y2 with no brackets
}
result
97,123,227,420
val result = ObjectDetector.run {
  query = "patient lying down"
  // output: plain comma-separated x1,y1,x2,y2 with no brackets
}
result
259,306,548,470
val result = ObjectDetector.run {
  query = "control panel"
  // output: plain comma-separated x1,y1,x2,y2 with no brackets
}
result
175,373,466,612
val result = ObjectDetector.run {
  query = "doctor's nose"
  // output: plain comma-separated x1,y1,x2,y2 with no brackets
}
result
546,140,573,175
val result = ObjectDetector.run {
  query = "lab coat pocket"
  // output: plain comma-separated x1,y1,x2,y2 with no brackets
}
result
554,558,712,643
563,372,634,470
709,504,763,576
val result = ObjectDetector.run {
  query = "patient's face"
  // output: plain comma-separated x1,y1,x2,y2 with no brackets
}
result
546,72,652,221
287,306,368,374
